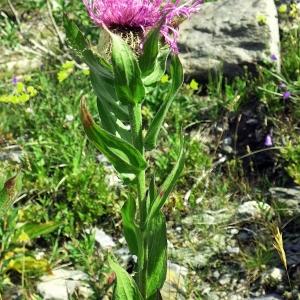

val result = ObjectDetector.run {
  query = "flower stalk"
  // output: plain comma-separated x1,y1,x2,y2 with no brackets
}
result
64,1,201,298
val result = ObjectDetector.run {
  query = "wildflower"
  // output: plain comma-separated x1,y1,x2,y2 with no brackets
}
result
278,4,288,14
264,134,273,147
189,79,199,90
160,74,169,83
282,91,291,100
12,76,18,85
270,54,277,61
83,0,202,53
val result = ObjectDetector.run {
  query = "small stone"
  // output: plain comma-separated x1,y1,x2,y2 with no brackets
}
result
114,247,131,265
237,201,273,220
221,145,234,154
212,270,220,279
230,228,239,235
37,269,92,300
249,294,283,300
226,246,240,255
223,137,233,145
161,262,188,300
219,274,231,286
94,228,116,249
270,187,300,217
262,267,285,287
65,114,74,122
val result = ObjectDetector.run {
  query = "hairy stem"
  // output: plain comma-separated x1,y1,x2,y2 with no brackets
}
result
129,104,147,298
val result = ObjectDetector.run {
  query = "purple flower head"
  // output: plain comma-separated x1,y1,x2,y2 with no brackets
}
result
282,91,291,100
12,76,18,85
264,134,273,147
270,54,277,61
83,0,202,53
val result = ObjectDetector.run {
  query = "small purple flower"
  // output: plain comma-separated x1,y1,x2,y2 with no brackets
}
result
12,76,18,85
264,134,273,147
83,0,202,53
282,91,291,100
270,54,277,61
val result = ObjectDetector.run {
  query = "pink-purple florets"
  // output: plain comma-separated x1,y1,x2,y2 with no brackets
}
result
83,0,202,53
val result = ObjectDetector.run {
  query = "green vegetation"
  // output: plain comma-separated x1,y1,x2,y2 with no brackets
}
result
0,0,300,298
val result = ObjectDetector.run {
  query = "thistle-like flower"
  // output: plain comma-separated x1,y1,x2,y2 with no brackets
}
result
83,0,202,53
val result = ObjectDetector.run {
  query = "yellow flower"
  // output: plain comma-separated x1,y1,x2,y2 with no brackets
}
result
16,82,25,94
278,4,287,14
189,79,199,91
160,74,169,84
27,86,38,97
82,69,90,76
256,14,267,25
17,231,30,244
289,3,299,18
4,252,14,260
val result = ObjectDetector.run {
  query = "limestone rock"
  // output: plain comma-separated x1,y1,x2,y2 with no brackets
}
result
161,262,188,300
178,0,280,80
270,186,300,217
94,228,116,249
262,267,285,287
237,201,272,220
37,269,92,300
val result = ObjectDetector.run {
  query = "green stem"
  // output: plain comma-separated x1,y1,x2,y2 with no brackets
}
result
129,104,147,298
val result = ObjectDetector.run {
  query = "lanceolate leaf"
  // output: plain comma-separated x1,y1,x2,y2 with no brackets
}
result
64,17,118,105
13,222,59,243
146,211,167,298
63,15,87,53
144,55,183,150
121,198,139,256
108,256,143,300
139,27,160,77
110,32,145,105
81,100,147,175
142,47,170,87
147,138,185,224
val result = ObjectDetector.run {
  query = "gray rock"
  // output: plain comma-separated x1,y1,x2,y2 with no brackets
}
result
270,186,300,217
219,273,231,286
249,294,283,300
237,201,273,220
94,228,116,249
178,0,280,80
170,247,210,268
161,261,188,300
0,146,23,164
37,269,93,300
262,267,285,287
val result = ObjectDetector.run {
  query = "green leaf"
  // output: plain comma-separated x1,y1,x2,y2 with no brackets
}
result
121,198,139,256
13,222,59,243
63,15,87,53
0,174,22,218
144,55,183,150
142,47,170,86
96,97,131,143
110,32,145,105
81,100,147,175
146,211,167,298
64,17,117,105
139,27,160,77
147,138,185,224
108,256,144,300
